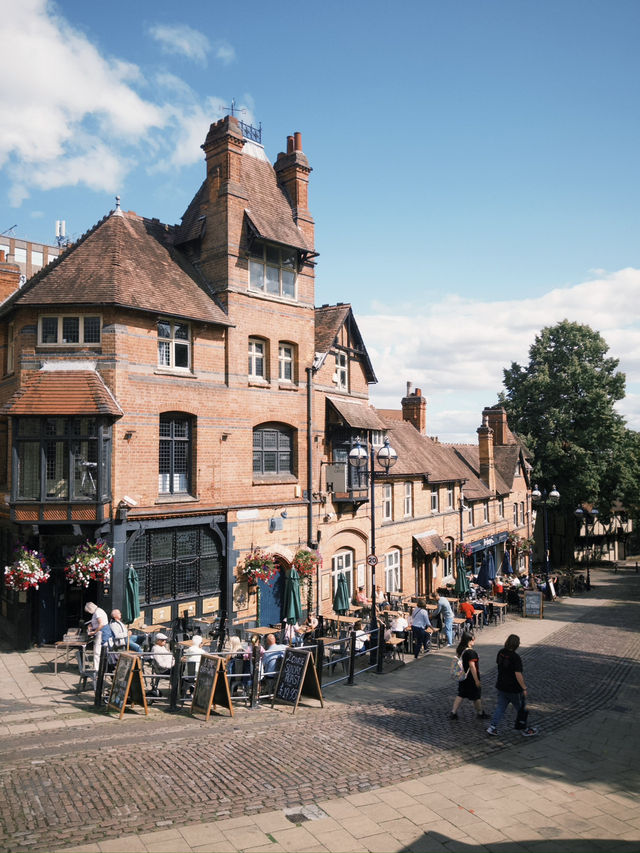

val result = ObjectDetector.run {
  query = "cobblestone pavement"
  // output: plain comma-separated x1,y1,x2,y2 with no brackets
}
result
0,567,638,853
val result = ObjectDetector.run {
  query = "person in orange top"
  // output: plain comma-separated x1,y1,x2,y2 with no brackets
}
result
459,597,477,629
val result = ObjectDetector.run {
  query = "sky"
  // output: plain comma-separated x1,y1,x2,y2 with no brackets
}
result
1,0,639,443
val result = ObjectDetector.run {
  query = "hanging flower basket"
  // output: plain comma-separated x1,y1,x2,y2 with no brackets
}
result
239,549,278,586
4,546,50,591
438,549,451,560
518,537,535,553
456,543,472,558
292,548,321,580
507,532,521,548
64,539,114,587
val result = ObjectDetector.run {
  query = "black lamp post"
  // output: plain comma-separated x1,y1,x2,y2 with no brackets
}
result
574,506,599,591
349,436,398,637
531,484,560,600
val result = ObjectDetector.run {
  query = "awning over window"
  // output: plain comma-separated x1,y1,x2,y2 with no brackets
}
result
4,369,123,416
327,397,387,431
413,532,446,556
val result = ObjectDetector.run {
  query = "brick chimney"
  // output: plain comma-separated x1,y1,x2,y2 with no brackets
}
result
0,250,21,304
198,115,248,296
401,382,427,435
274,131,314,247
483,405,512,446
477,415,496,492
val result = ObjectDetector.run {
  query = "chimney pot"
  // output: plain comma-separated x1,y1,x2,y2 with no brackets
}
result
406,381,412,396
294,131,302,151
415,388,422,397
287,135,294,154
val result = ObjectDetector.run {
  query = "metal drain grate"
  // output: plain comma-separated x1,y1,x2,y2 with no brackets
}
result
284,804,328,824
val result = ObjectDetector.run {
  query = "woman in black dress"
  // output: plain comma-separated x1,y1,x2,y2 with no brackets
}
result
449,631,489,720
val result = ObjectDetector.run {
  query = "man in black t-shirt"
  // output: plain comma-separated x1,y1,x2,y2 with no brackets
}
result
486,634,538,737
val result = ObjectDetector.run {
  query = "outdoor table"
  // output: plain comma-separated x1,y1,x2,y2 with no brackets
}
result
247,626,281,637
385,636,406,661
492,602,508,622
52,639,89,675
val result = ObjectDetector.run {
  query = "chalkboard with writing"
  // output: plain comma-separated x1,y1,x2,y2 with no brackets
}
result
107,653,148,719
272,648,323,714
524,590,544,619
191,653,233,721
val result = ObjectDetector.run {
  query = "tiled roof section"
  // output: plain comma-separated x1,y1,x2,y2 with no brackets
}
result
315,304,351,353
377,408,404,422
174,181,207,245
242,145,311,251
494,445,523,491
451,445,509,498
327,397,387,430
7,212,231,327
380,417,482,487
4,370,123,416
414,532,445,556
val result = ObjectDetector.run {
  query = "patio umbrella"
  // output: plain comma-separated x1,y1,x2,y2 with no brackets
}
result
121,564,140,625
333,572,350,615
487,551,497,583
454,556,470,596
476,554,490,590
283,566,302,627
501,550,513,575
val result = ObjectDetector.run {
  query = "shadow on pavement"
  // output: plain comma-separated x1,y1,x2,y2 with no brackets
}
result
401,830,639,852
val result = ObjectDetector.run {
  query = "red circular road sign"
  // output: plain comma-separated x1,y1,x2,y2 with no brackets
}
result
367,554,378,566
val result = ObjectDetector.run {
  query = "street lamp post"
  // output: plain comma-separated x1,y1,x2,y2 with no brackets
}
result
531,484,560,600
349,436,398,641
574,506,599,591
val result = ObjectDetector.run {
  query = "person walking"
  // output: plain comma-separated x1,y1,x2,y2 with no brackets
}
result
431,591,454,646
449,632,489,720
486,633,538,737
410,598,433,657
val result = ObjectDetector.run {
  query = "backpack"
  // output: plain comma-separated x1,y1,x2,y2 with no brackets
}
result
450,656,466,682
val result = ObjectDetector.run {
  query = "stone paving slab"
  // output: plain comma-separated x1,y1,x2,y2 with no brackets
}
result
2,567,640,852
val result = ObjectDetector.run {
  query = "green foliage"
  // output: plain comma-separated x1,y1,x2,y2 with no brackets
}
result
499,320,628,516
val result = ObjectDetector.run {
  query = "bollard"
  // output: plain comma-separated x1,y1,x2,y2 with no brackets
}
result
169,645,182,711
94,644,107,708
248,643,261,709
347,630,357,685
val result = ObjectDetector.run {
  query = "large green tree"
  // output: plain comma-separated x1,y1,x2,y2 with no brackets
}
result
499,320,629,564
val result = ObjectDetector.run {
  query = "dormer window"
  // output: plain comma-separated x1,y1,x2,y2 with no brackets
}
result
249,241,296,299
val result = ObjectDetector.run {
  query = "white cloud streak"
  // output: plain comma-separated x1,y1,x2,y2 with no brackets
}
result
148,23,211,65
361,268,640,442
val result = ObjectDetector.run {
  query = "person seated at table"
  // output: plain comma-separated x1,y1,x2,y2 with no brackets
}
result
262,633,287,676
493,576,505,599
458,597,477,630
283,620,305,646
184,634,204,673
353,586,370,612
353,619,368,651
102,609,143,654
146,633,174,696
390,611,408,640
375,586,390,610
301,613,319,639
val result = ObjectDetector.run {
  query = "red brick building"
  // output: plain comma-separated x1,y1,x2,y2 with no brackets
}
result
0,116,531,648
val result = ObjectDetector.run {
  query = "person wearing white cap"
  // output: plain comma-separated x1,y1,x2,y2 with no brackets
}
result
148,633,174,697
184,634,204,673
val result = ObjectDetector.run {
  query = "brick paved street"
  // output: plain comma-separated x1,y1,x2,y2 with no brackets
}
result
0,567,638,853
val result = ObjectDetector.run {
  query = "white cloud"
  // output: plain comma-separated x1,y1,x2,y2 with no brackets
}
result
148,23,211,66
362,268,640,442
214,41,236,65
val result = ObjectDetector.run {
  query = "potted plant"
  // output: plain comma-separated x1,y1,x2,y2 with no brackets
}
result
292,548,321,580
456,543,472,558
4,546,50,591
239,549,278,587
438,548,451,560
64,539,114,587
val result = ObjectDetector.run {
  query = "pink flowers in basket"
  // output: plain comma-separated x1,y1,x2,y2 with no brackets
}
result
64,539,114,587
4,546,50,591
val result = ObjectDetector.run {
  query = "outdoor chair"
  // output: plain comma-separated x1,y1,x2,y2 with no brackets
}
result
76,649,96,693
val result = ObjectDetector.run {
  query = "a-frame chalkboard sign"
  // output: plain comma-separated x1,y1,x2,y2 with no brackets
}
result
271,648,324,714
190,653,234,721
107,653,148,719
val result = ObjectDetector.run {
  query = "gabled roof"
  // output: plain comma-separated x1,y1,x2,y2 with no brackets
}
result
2,211,231,327
451,444,510,498
314,303,377,383
4,367,122,417
327,397,387,430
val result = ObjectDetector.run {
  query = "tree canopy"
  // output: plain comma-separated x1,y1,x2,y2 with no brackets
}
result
499,320,629,518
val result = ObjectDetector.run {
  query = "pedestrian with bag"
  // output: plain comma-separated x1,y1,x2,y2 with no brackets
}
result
410,598,433,657
449,632,489,720
486,633,538,737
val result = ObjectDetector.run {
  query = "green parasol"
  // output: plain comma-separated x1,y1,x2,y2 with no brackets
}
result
121,563,141,625
333,572,350,615
454,556,471,596
283,566,303,625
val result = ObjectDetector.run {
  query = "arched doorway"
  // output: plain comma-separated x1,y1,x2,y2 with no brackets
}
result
257,556,289,625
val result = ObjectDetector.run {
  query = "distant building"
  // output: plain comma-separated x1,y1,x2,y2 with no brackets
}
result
0,236,59,286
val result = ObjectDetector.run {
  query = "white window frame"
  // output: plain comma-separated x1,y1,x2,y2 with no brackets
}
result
382,483,393,521
447,484,454,510
467,504,474,528
249,241,297,299
157,319,191,370
335,352,348,390
384,549,401,593
371,430,384,447
331,550,354,599
483,502,489,524
403,481,412,517
278,343,294,382
431,486,439,513
513,502,519,525
520,501,525,525
38,315,102,347
248,338,266,380
498,497,505,518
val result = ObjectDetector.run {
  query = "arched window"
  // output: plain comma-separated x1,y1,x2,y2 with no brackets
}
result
159,413,193,495
331,549,354,598
253,423,294,476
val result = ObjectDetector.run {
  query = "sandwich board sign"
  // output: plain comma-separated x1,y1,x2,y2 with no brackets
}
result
107,653,148,719
272,648,323,714
191,653,233,721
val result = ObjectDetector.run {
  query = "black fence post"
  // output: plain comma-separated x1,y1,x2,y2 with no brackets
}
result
316,639,324,688
249,644,261,709
376,622,385,673
347,630,356,685
169,646,182,711
94,644,107,708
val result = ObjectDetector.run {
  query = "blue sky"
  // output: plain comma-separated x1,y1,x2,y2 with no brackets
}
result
1,0,639,441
